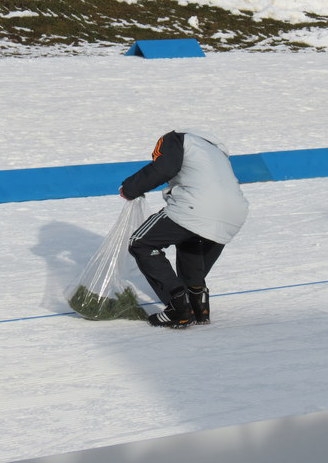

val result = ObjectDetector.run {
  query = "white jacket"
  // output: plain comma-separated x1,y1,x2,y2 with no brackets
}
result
163,131,249,244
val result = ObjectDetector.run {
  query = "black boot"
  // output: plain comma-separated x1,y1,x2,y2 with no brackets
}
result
188,287,210,324
148,287,195,328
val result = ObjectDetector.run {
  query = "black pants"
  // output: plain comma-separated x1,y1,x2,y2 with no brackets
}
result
129,209,225,304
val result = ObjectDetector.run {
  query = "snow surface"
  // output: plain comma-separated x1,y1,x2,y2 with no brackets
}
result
0,10,39,19
1,52,327,170
1,46,328,463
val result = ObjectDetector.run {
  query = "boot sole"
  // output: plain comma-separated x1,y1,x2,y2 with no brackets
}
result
170,319,195,329
148,318,195,329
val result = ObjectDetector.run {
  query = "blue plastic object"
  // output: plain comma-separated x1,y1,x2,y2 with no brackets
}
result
125,39,205,59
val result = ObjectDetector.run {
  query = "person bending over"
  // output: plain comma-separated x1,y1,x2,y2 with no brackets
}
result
120,129,248,328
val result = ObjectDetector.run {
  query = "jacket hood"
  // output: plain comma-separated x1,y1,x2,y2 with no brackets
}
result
174,128,229,156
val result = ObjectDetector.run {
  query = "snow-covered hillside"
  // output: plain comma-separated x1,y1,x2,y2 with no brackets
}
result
1,0,328,57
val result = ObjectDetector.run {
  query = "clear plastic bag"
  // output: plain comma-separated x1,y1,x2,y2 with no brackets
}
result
67,197,156,320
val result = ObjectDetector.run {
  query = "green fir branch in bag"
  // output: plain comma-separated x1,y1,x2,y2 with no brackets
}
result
69,285,148,321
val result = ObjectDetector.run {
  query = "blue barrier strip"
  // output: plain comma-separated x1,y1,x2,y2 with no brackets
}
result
263,148,328,181
0,160,148,203
229,153,273,183
1,279,327,324
1,148,328,203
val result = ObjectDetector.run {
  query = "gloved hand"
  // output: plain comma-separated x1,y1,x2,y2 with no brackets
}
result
119,185,129,200
119,185,144,200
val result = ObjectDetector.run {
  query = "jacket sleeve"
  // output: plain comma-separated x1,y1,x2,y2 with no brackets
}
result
120,131,184,200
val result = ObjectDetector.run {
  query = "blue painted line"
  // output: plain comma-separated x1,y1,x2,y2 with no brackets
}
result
211,279,328,298
1,279,327,324
0,311,77,323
